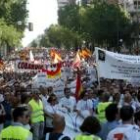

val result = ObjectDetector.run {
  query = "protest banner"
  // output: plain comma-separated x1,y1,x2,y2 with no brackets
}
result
95,47,140,83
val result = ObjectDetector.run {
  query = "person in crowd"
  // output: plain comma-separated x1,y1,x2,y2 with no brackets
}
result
28,90,44,140
45,114,71,140
39,86,49,107
0,106,32,140
45,94,58,133
44,94,66,133
59,87,76,113
99,103,120,140
97,93,111,123
0,94,5,132
20,94,31,106
134,110,140,128
2,92,12,128
74,116,101,140
123,93,137,112
88,89,99,111
76,91,93,119
107,106,140,140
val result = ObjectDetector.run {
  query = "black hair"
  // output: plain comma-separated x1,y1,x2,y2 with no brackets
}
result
47,94,57,103
21,94,30,104
102,93,110,102
64,87,70,93
13,107,28,122
105,103,118,122
80,90,87,99
80,116,101,134
120,106,134,122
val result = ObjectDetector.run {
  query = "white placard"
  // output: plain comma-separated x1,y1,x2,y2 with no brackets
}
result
95,47,140,82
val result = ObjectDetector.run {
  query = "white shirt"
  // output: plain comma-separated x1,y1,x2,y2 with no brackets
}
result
107,124,140,140
87,65,97,82
44,103,67,127
76,99,93,111
44,104,59,128
59,96,76,112
40,95,49,108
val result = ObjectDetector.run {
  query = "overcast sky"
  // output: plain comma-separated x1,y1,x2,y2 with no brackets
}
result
22,0,58,47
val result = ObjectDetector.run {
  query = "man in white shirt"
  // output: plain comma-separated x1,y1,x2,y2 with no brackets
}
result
76,91,93,118
59,88,76,113
107,106,140,140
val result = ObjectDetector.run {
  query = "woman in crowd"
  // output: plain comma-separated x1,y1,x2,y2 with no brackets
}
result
44,94,67,133
74,116,101,140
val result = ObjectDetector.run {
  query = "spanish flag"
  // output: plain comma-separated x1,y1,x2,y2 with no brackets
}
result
42,63,61,79
53,52,62,63
75,68,83,101
81,48,92,58
50,50,62,63
72,52,81,68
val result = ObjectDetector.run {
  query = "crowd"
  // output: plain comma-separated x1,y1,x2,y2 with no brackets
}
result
0,62,140,140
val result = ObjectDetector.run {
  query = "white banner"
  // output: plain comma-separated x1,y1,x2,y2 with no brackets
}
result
95,48,140,82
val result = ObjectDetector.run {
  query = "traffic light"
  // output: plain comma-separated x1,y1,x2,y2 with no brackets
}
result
28,22,33,31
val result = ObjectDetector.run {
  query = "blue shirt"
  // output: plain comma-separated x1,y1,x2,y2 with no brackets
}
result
92,98,99,110
98,121,120,140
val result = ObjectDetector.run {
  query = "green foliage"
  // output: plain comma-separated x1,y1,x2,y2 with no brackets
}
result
39,25,82,49
0,0,28,48
0,19,22,46
58,1,133,49
0,0,28,32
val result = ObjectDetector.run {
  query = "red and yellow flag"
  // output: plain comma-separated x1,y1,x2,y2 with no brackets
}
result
75,68,83,101
42,63,61,79
50,50,62,63
80,48,92,59
72,52,81,68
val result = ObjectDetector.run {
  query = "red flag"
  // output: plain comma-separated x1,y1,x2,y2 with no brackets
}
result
75,69,82,101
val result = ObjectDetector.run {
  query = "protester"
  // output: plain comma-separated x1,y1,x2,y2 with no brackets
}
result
134,110,140,128
74,116,101,140
0,106,32,140
2,48,140,140
59,87,76,113
2,92,12,127
28,90,44,140
45,114,70,140
45,94,58,133
97,93,111,122
76,91,93,118
99,103,120,140
0,94,5,132
107,106,140,140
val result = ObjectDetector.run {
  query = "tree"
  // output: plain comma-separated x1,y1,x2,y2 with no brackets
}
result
0,19,22,48
0,0,28,32
58,1,133,50
85,2,131,49
0,0,28,50
39,25,82,49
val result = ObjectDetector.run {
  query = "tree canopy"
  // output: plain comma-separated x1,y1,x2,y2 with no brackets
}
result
0,0,28,48
58,1,133,50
